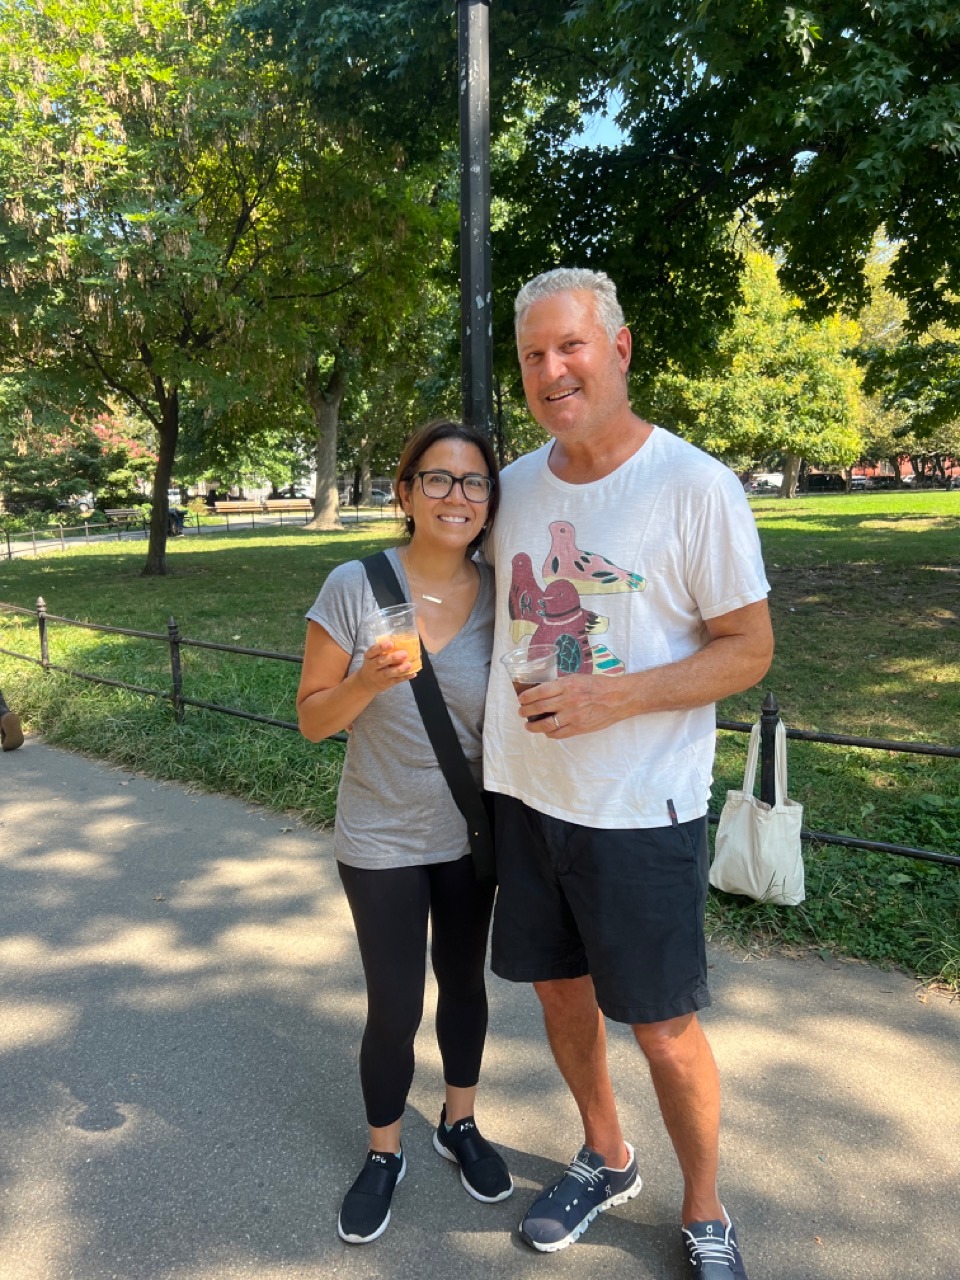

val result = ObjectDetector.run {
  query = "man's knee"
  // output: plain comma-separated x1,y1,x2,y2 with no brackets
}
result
533,974,597,1017
632,1012,700,1067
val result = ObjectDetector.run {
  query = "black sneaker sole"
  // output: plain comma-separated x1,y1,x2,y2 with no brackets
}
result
432,1130,514,1203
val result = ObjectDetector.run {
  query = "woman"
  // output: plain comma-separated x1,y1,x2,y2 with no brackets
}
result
297,420,511,1245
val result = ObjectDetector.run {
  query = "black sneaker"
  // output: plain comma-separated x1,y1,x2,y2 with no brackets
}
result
519,1143,641,1252
432,1106,513,1202
337,1149,405,1245
682,1215,749,1278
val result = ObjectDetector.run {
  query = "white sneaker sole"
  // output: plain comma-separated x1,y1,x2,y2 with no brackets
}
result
432,1129,515,1203
337,1154,406,1244
520,1168,642,1251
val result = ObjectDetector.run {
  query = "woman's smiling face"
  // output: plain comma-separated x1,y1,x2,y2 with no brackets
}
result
399,438,491,552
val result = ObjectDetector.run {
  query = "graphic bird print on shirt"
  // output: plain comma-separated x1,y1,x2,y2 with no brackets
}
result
543,521,646,596
531,580,623,676
508,553,625,675
508,552,541,644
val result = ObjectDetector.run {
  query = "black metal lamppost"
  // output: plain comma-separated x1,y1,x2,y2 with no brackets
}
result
458,0,493,437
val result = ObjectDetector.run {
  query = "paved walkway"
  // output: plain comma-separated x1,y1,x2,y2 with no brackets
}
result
1,739,957,1280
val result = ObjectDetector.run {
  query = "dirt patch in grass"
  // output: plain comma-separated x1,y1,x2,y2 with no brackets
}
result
858,517,956,531
767,561,959,617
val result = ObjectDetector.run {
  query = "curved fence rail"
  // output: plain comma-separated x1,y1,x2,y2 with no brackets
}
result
2,596,958,868
1,502,401,560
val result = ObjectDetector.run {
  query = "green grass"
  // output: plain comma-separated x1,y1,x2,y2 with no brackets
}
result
1,495,959,986
0,524,404,828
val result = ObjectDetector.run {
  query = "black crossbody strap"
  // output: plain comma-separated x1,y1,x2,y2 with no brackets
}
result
362,552,494,882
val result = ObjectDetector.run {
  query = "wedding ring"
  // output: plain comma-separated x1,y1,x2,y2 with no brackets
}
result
552,714,560,731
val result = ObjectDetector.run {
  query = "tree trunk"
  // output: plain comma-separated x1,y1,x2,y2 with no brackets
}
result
782,453,801,498
359,441,373,505
141,382,179,576
304,354,344,531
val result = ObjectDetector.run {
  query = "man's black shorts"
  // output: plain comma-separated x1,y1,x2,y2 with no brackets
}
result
491,794,711,1025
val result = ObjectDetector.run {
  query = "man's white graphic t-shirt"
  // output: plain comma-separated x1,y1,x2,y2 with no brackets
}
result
482,426,770,829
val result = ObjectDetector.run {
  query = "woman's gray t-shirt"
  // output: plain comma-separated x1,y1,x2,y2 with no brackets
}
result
305,548,494,869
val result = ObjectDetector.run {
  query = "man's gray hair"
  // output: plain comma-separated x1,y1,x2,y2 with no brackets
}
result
514,268,625,341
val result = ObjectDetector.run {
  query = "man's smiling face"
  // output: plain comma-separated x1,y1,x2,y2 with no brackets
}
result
516,289,632,443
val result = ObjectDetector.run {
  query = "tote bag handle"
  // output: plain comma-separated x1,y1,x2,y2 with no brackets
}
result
742,721,789,808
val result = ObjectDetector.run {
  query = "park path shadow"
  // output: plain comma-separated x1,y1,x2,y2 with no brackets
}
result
0,741,958,1279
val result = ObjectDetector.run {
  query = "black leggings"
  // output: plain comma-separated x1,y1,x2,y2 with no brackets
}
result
337,855,495,1129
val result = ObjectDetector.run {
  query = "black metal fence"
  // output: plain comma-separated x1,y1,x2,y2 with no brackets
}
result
1,507,325,560
1,500,405,561
2,596,958,870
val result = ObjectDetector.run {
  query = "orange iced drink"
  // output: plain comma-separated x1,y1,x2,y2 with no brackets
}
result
364,602,422,674
377,628,422,674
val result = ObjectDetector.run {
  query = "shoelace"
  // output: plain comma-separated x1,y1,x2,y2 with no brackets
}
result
557,1153,604,1195
686,1227,735,1267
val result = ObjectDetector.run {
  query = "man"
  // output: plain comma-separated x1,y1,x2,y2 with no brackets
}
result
482,268,773,1279
0,688,24,751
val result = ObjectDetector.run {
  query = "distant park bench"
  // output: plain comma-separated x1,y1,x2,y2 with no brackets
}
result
103,508,146,532
262,498,313,514
213,501,262,515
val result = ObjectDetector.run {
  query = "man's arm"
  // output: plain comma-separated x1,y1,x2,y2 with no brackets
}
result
518,598,774,738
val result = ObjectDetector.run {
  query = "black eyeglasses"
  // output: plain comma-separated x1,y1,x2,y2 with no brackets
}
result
414,470,494,502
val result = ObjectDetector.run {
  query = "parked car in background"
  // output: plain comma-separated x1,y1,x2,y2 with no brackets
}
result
56,493,94,513
849,475,868,490
745,472,783,495
804,472,845,493
369,488,393,506
272,485,312,500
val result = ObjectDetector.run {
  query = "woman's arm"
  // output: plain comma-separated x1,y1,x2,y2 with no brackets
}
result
296,620,416,741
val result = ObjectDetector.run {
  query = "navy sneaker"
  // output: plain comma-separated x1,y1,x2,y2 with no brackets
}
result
432,1106,514,1203
337,1149,406,1244
519,1143,641,1252
682,1215,749,1278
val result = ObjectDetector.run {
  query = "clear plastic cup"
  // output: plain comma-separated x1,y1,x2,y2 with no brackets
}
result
363,602,422,674
500,643,557,721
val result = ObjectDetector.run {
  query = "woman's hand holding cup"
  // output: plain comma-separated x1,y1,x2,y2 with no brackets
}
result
357,636,418,692
357,603,422,695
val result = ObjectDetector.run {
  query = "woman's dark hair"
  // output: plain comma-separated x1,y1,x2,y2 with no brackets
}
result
395,420,500,553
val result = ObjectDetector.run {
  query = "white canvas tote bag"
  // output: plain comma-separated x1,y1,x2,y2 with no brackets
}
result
709,720,805,905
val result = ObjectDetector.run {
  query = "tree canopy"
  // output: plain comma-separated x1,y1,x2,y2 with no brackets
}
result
645,250,862,481
567,1,960,335
0,0,443,569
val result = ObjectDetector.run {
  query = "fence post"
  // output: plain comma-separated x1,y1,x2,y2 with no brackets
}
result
4,530,10,561
37,596,49,670
167,615,185,724
59,523,66,551
759,691,780,805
